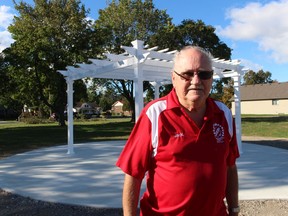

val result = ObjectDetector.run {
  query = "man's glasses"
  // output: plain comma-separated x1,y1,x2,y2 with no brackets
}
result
174,70,213,81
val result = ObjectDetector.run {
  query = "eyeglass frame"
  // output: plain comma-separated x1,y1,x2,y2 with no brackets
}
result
173,70,214,81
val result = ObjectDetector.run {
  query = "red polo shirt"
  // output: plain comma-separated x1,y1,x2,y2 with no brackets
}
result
116,89,239,216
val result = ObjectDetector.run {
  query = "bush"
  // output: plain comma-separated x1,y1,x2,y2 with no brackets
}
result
21,116,52,124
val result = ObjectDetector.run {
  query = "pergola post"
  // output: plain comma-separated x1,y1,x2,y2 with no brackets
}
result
134,66,144,122
151,81,161,99
132,40,145,122
233,74,243,154
66,77,75,155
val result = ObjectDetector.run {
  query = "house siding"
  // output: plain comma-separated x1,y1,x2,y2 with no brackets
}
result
232,99,288,115
231,82,288,115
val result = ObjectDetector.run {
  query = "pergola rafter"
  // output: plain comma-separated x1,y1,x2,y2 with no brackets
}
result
58,39,247,155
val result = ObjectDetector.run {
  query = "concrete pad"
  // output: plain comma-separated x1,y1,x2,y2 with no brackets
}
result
237,143,288,200
0,141,287,208
0,141,126,207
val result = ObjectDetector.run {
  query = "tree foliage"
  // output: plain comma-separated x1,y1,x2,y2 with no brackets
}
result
0,53,23,119
243,69,273,85
5,0,103,125
93,1,234,120
95,0,172,52
221,79,234,109
93,0,172,121
2,0,239,122
149,19,232,59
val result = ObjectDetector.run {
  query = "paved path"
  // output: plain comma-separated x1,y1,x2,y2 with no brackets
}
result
0,141,287,208
237,143,288,200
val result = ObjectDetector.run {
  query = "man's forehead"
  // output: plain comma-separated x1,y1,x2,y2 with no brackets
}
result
175,51,211,68
179,48,206,59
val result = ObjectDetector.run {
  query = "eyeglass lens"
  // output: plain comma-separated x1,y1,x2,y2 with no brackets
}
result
174,70,213,80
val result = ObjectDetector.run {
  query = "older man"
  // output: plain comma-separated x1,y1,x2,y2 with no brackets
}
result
116,46,240,216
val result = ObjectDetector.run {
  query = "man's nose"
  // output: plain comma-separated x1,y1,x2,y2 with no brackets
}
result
190,72,201,84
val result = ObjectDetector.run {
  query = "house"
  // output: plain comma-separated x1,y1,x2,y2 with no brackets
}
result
74,102,101,118
231,82,288,115
111,101,131,116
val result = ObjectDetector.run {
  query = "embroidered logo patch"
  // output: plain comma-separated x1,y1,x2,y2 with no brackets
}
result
174,132,184,138
213,123,224,143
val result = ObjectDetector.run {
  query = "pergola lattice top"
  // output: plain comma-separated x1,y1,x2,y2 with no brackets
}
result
59,40,244,82
58,40,246,155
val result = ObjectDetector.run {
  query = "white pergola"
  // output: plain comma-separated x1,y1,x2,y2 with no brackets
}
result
58,40,246,155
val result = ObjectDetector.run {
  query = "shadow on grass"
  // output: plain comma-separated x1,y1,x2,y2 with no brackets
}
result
242,116,288,123
242,138,288,151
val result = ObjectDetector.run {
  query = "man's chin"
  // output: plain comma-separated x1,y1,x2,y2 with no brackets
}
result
187,91,204,99
187,95,203,103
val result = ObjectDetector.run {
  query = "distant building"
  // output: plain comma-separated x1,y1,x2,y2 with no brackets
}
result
111,101,131,116
231,82,288,115
74,102,101,118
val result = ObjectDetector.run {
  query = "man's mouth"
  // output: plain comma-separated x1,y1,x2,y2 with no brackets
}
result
188,87,203,91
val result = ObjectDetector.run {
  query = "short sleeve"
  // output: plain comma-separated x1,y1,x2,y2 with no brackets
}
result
116,111,153,180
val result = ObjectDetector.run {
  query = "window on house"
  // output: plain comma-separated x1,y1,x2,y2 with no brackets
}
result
272,99,279,105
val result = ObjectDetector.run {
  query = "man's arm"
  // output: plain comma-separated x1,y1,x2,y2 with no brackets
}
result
122,174,142,216
226,164,239,216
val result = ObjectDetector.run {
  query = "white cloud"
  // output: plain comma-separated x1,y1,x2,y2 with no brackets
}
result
0,5,14,29
239,58,263,72
217,0,288,63
0,30,14,51
0,5,14,52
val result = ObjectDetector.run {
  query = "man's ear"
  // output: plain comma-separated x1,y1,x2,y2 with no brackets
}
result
171,71,176,87
171,70,175,80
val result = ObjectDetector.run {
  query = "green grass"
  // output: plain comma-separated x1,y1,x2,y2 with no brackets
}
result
241,116,288,138
1,116,288,158
0,118,134,158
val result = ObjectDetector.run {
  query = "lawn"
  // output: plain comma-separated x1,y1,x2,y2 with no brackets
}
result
1,116,288,158
241,116,288,138
0,118,134,158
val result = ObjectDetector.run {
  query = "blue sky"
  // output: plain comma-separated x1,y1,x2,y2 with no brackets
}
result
1,0,288,82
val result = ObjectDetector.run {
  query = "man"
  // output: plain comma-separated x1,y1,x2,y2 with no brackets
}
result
116,46,240,216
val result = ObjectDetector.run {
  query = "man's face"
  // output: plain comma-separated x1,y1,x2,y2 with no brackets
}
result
172,48,213,109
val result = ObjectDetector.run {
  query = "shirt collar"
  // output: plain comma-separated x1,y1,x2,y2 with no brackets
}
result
166,88,181,109
166,88,223,119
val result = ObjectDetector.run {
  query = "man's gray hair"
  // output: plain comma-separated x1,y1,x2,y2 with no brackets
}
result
173,46,213,67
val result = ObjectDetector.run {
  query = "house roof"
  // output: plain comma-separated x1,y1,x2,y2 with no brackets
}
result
74,102,98,108
112,101,123,107
240,82,288,101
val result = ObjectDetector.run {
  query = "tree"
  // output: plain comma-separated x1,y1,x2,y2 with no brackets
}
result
150,19,232,59
93,1,234,119
5,0,103,125
243,69,273,85
149,19,232,103
99,88,120,111
221,79,234,109
95,0,172,53
0,53,23,119
0,54,10,106
86,85,101,105
93,0,172,122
